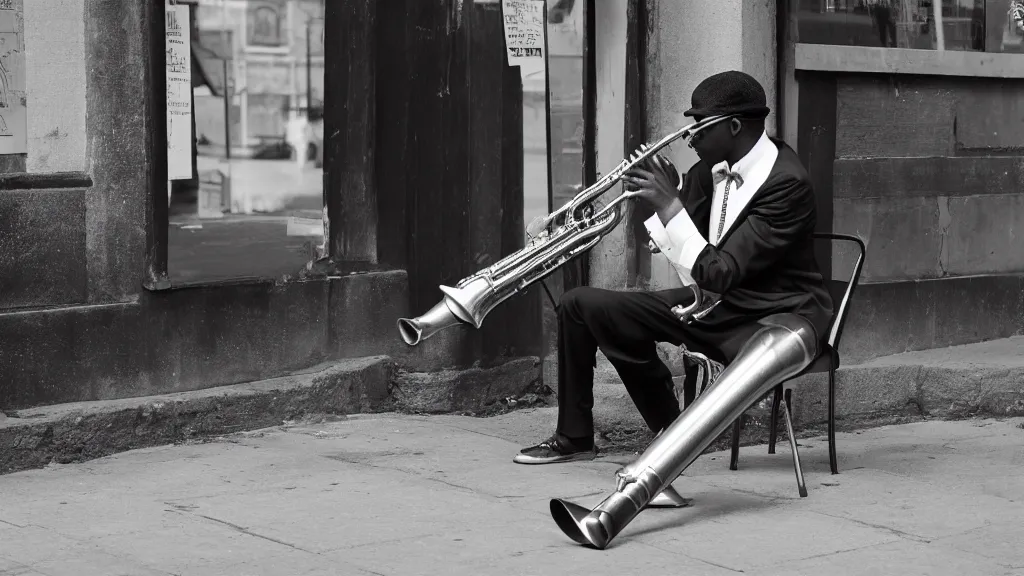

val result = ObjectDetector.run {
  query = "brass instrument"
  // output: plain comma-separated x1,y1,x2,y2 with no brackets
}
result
550,313,819,550
395,111,820,550
396,114,736,346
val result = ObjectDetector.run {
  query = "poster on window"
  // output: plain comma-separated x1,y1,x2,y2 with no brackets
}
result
0,0,26,155
501,0,545,66
166,2,193,180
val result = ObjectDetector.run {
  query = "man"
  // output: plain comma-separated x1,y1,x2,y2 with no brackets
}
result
514,70,833,465
866,0,898,48
286,109,312,172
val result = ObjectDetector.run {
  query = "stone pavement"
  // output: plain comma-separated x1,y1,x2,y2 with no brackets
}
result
1,409,1022,576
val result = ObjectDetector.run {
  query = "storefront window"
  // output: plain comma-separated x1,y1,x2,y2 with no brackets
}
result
168,0,325,285
520,0,584,235
794,0,1024,53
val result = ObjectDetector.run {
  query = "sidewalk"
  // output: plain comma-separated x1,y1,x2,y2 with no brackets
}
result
1,408,1022,575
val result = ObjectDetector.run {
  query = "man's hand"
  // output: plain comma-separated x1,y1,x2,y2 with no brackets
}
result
670,304,692,322
623,155,683,223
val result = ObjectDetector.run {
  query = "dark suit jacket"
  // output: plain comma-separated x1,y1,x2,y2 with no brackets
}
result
680,138,834,341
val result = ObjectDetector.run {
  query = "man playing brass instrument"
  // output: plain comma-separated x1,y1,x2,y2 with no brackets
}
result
515,71,833,465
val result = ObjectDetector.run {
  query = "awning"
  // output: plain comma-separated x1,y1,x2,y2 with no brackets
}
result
191,39,227,96
549,0,576,24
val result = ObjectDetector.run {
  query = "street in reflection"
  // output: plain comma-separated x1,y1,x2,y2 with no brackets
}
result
168,0,325,285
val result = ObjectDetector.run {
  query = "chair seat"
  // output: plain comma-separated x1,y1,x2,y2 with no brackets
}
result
796,344,838,377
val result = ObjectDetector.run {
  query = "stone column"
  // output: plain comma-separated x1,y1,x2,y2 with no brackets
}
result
586,0,776,291
587,0,631,290
644,0,776,290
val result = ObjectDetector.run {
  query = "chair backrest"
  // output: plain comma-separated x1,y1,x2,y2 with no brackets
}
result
811,233,867,352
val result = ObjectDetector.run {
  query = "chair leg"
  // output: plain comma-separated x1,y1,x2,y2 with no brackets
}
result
828,367,839,475
729,418,741,471
782,388,808,498
768,385,782,454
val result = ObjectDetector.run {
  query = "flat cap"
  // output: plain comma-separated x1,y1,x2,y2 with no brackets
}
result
684,70,770,119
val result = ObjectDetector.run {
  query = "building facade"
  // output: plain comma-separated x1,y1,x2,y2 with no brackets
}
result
584,0,1024,365
3,0,1023,413
0,0,541,411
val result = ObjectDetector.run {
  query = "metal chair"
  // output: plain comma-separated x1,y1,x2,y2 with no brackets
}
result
727,232,867,496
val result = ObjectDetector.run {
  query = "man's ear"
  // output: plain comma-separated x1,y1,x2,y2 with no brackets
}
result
729,118,742,136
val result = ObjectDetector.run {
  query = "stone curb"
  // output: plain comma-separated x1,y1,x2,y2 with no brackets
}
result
0,356,397,476
0,354,546,476
591,344,1024,441
790,363,1024,424
3,343,1020,475
392,356,543,414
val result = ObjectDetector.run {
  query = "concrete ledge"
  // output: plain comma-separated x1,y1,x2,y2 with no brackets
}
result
0,270,411,409
591,337,1024,441
838,275,1024,366
5,337,1019,476
0,354,547,475
792,336,1024,424
0,356,397,475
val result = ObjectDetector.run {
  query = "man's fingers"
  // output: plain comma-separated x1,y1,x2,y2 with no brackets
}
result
625,168,655,182
623,176,651,192
659,155,679,180
645,156,662,173
647,158,676,187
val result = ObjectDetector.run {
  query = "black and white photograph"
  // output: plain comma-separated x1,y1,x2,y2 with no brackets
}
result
1,1,1023,574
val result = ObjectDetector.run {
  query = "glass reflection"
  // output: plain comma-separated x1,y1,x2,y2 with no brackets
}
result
547,0,585,225
520,0,584,238
169,0,326,285
793,0,1024,53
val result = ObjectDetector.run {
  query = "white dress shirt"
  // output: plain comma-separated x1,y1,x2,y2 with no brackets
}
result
643,130,779,286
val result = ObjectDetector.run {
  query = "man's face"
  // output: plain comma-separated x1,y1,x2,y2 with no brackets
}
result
689,116,736,166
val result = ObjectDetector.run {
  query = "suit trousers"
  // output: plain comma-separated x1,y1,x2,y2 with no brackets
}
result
555,286,763,440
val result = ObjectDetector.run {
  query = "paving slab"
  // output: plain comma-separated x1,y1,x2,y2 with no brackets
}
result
0,411,1021,575
756,539,1012,576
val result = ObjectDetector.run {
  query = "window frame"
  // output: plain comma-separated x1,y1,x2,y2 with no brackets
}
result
788,0,1024,79
794,42,1024,78
146,0,337,292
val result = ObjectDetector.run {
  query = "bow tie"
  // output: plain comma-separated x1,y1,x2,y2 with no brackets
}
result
712,166,744,189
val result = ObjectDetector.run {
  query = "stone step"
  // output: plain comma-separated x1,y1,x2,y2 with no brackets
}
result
0,356,397,476
5,336,1021,476
589,336,1024,439
391,357,542,414
0,354,545,476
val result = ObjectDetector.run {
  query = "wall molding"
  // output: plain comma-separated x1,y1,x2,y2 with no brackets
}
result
840,273,1024,365
795,43,1024,78
0,171,93,191
833,157,1024,200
